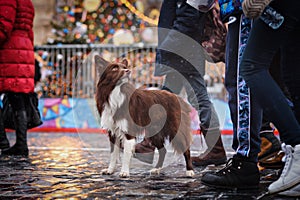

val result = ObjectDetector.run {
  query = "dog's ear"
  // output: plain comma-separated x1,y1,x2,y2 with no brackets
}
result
95,55,109,68
95,55,110,75
121,59,128,67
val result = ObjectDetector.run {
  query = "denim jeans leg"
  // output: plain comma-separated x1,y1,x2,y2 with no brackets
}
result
183,73,220,130
163,70,219,131
240,19,300,145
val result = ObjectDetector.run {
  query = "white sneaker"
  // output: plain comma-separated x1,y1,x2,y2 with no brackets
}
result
279,183,300,197
268,144,300,194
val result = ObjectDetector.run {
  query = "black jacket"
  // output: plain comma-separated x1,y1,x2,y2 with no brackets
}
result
155,0,207,76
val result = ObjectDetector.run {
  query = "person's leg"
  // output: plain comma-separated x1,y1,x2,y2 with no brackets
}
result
201,15,260,189
2,93,29,156
224,15,261,161
276,24,300,198
258,51,282,164
239,9,300,193
162,70,227,167
0,95,9,150
281,28,300,124
213,13,281,169
224,16,239,156
155,1,227,166
180,71,227,166
240,19,300,146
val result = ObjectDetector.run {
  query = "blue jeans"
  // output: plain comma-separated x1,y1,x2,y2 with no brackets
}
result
162,71,220,131
155,0,220,131
240,0,300,146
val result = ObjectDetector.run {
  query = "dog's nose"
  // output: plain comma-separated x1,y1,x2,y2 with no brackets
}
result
125,69,131,74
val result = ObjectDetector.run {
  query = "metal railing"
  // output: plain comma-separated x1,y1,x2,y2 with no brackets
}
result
34,44,225,99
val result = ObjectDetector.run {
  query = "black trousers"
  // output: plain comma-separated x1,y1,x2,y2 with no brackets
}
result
7,93,27,112
240,0,300,146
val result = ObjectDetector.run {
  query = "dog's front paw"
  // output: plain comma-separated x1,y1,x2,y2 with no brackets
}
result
186,170,195,177
101,168,114,175
119,171,130,178
150,167,162,175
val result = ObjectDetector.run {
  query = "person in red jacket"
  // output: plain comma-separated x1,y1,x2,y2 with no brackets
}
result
0,0,35,156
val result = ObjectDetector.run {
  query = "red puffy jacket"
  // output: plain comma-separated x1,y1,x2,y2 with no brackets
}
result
0,0,35,93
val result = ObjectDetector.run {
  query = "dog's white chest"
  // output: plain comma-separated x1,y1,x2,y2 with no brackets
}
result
101,85,128,133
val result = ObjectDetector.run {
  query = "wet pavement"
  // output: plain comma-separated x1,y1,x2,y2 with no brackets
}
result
0,132,297,200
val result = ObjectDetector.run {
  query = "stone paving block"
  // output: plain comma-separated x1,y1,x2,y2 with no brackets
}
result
0,132,294,199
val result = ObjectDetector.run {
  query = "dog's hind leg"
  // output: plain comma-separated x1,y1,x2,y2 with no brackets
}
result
150,145,166,175
183,149,194,177
101,130,120,175
119,134,136,178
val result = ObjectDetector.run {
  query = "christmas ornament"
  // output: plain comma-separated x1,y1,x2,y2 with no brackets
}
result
113,29,134,45
141,27,157,43
83,0,101,12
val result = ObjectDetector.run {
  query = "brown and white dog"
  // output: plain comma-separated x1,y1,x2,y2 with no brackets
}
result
95,55,194,177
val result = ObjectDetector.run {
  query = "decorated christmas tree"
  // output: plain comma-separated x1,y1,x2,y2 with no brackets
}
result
50,0,159,44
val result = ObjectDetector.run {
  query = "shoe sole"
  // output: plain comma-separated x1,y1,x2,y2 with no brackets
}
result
279,191,300,197
193,157,227,167
201,180,259,190
269,179,300,195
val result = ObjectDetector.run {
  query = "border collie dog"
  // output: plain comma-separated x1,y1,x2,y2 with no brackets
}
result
95,55,194,177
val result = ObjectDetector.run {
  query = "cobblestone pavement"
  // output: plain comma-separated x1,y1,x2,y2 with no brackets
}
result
0,132,297,200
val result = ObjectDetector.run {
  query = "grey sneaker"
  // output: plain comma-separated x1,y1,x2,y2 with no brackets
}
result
268,144,300,194
279,183,300,197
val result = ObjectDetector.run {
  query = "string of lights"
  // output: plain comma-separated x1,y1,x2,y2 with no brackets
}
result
120,0,158,25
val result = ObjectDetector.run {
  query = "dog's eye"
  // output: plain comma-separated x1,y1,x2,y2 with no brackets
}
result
112,66,119,71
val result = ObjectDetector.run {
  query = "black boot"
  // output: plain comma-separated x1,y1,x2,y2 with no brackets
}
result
0,109,9,150
134,138,155,164
201,155,260,189
2,110,28,156
192,128,227,166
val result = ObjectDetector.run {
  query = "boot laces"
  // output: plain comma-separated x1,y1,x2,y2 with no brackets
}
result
280,143,294,178
217,158,237,175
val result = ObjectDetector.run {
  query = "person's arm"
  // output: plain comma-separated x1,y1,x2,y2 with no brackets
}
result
0,0,17,45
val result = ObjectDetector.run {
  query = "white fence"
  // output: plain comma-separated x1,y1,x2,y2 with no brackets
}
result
34,44,225,99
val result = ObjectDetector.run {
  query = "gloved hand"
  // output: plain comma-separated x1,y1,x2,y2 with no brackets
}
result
242,0,273,18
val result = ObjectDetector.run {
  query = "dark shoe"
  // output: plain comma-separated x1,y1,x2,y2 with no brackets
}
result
2,144,28,157
201,156,260,189
259,151,285,169
134,138,155,164
192,129,227,166
258,131,281,161
0,132,9,150
0,137,9,150
2,110,28,157
192,150,227,166
0,109,10,150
